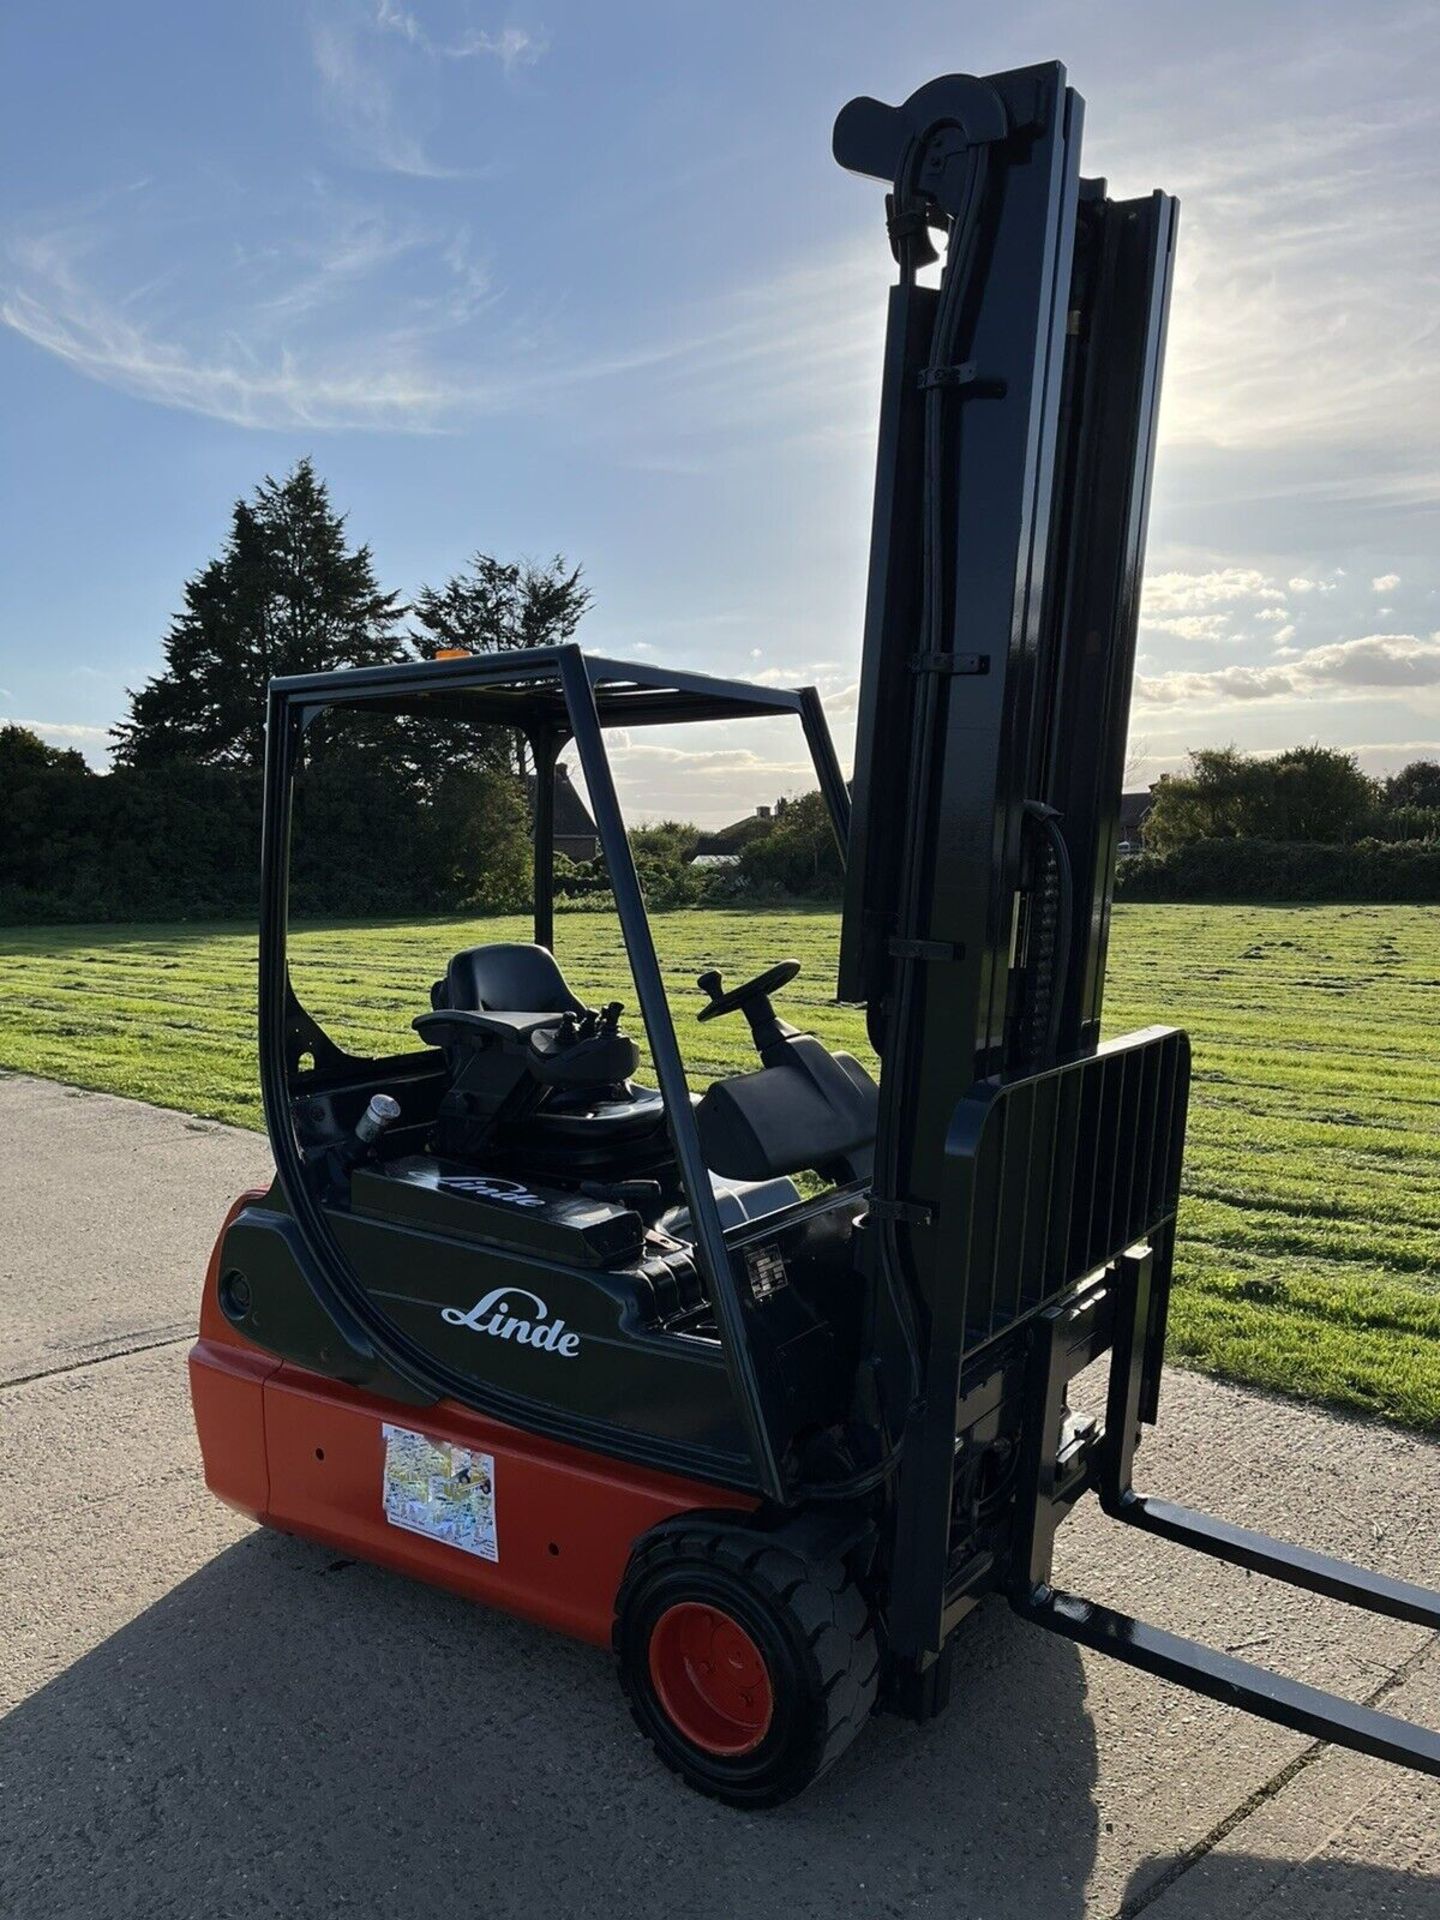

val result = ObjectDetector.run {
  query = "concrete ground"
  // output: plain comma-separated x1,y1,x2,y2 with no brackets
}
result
1,1069,1437,1920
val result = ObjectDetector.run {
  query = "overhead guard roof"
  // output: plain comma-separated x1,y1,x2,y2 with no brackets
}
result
267,645,810,731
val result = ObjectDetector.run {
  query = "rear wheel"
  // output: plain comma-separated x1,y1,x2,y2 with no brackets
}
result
614,1522,878,1807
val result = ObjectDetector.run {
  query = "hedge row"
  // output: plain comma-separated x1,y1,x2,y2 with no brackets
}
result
1116,837,1440,903
6,769,1439,923
0,761,531,924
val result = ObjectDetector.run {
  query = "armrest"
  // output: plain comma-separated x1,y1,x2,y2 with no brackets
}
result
413,1009,564,1048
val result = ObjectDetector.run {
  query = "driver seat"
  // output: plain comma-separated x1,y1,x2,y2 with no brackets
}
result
432,943,584,1017
422,943,673,1180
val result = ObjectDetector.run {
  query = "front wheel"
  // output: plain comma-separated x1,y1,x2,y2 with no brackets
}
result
614,1522,878,1807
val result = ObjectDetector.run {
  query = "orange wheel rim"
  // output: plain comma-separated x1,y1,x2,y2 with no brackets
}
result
647,1601,775,1755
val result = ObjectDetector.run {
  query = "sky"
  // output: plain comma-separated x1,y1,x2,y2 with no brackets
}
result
2,0,1438,824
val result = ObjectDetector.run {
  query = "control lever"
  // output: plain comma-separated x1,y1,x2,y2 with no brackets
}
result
332,1091,401,1172
580,1177,662,1214
355,1092,400,1148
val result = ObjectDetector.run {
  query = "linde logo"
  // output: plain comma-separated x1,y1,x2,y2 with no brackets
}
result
440,1174,545,1209
441,1286,581,1358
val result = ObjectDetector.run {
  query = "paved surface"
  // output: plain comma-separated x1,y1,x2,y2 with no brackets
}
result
2,1069,1437,1919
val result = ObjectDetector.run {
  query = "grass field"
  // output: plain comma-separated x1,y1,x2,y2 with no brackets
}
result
1,904,1436,1431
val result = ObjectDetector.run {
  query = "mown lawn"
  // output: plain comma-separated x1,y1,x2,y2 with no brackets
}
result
1,904,1436,1431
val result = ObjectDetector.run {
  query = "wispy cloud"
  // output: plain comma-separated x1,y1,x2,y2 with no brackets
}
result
601,736,818,825
373,2,546,73
1135,632,1440,708
313,5,546,177
0,177,887,439
0,182,521,430
1110,46,1440,502
310,16,463,179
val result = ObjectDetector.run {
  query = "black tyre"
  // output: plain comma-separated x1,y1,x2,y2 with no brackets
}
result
613,1521,879,1807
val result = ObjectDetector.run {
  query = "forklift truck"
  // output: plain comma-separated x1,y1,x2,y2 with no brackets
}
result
190,61,1440,1805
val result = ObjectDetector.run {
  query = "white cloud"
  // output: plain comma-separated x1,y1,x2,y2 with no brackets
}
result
1134,632,1440,707
311,18,464,179
1134,63,1440,488
447,26,545,70
1142,568,1285,614
1372,573,1402,593
1140,570,1289,646
609,743,806,777
0,197,891,439
312,7,546,178
0,189,532,430
3,717,111,740
3,271,469,430
592,737,818,824
373,3,546,72
1287,575,1338,595
0,715,112,767
1141,612,1242,643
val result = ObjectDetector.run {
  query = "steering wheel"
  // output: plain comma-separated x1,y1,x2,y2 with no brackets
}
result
695,960,800,1023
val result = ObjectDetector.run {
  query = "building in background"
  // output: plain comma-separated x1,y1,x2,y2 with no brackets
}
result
692,797,790,863
528,763,600,863
1118,790,1155,854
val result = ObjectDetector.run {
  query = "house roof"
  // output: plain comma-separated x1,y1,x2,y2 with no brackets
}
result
694,810,779,857
1119,789,1155,832
526,764,599,841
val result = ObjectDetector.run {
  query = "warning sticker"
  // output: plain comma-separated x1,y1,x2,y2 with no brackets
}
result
381,1423,498,1562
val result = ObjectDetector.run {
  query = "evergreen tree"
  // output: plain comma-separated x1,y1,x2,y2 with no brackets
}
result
409,552,590,659
408,552,591,778
113,460,405,769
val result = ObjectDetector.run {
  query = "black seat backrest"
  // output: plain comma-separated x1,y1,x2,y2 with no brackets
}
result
435,943,583,1015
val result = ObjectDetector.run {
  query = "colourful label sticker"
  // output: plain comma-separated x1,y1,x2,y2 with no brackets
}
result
381,1423,498,1562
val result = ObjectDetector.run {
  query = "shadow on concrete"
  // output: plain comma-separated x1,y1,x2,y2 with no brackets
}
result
3,1528,1101,1920
1118,1850,1440,1919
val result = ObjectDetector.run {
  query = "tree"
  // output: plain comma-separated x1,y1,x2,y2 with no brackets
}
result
1146,744,1374,851
113,460,405,769
1145,747,1265,850
410,552,590,658
0,723,91,780
1264,745,1376,843
738,791,844,896
628,819,704,906
1385,760,1440,810
409,552,591,778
